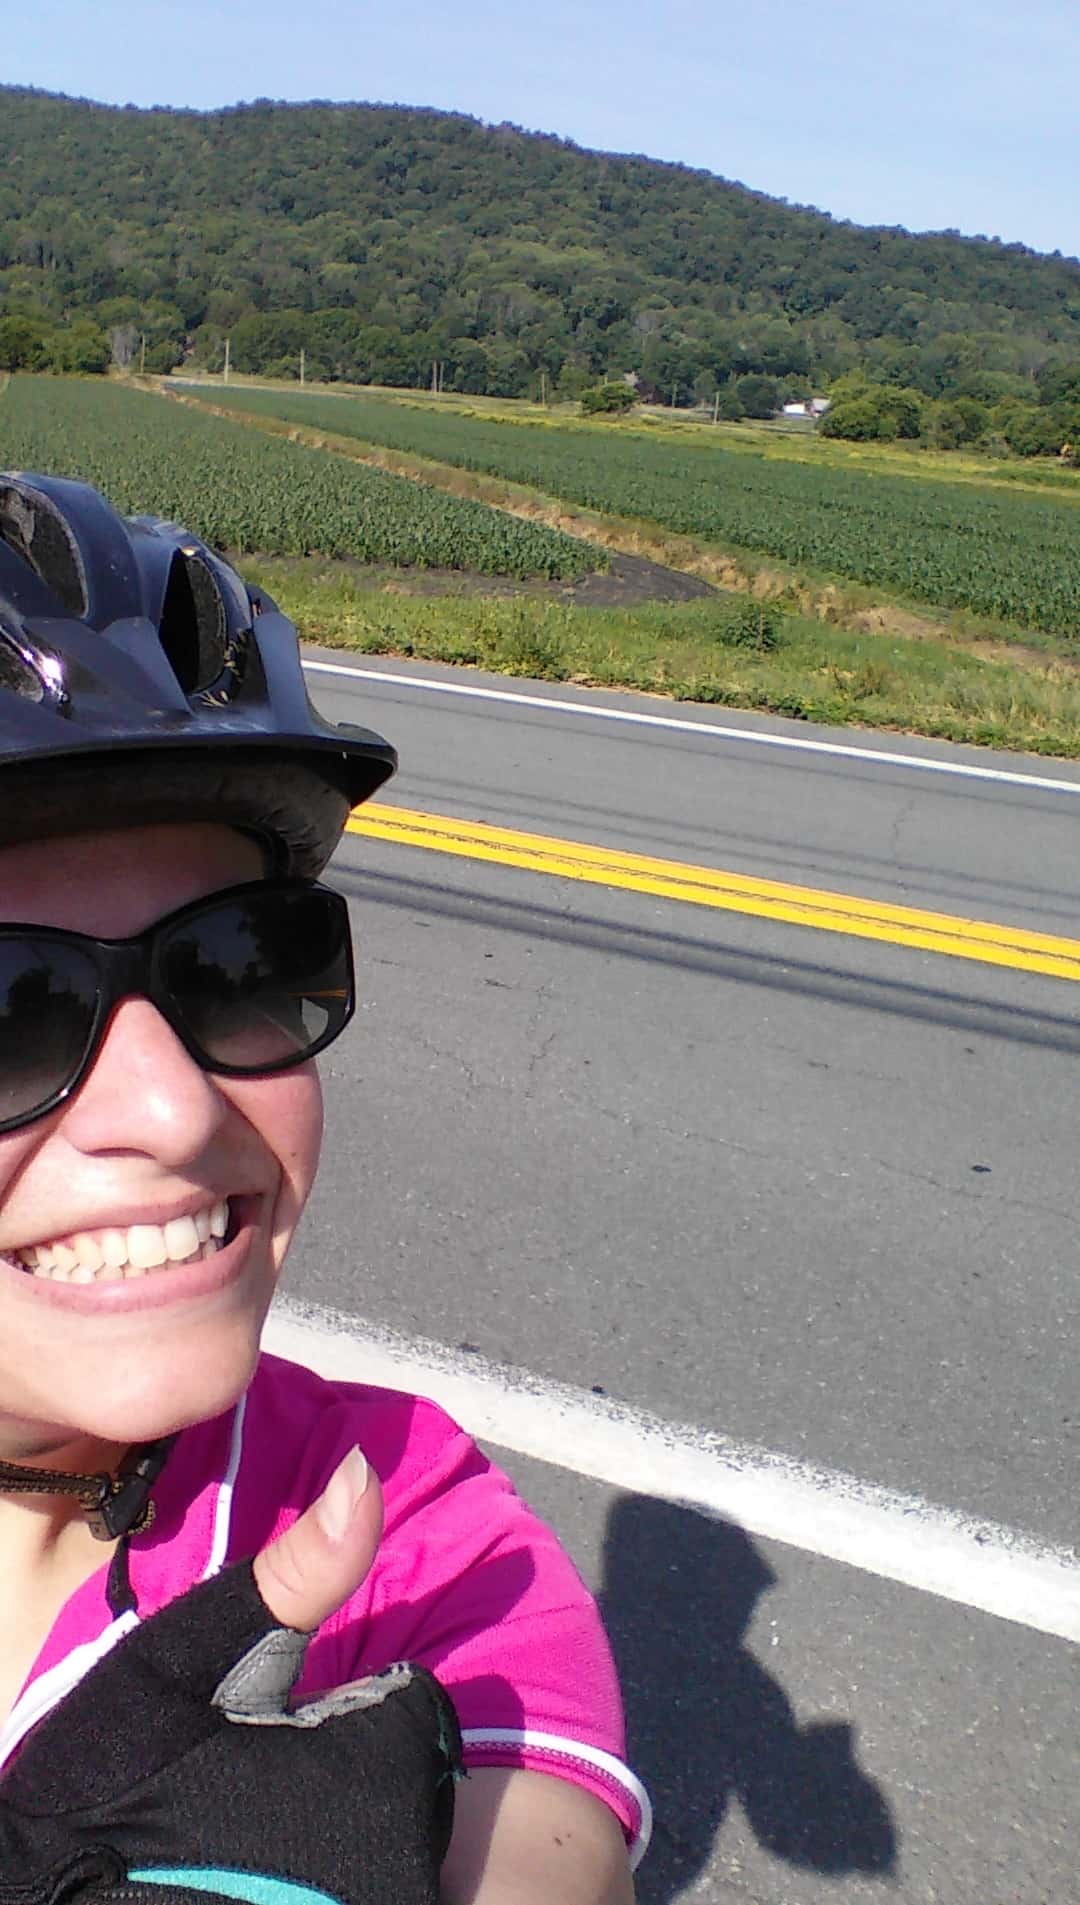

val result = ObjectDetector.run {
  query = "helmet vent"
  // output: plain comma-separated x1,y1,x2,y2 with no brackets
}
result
0,484,87,618
159,549,228,694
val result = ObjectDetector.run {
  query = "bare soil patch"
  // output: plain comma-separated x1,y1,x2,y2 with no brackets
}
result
282,550,719,609
566,552,716,606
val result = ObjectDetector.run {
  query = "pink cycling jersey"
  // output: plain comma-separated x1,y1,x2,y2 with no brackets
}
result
0,1352,649,1866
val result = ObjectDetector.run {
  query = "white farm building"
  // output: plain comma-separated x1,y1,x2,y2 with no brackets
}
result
781,398,831,419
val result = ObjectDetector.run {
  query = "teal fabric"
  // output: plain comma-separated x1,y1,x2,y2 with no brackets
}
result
129,1870,340,1904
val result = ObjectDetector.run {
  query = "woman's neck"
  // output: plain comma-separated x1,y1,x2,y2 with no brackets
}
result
0,1431,129,1560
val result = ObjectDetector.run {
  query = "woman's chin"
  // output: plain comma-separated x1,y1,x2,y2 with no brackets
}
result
54,1331,264,1450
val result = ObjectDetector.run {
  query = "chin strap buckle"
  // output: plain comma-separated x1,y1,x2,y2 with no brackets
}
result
0,1437,175,1542
86,1439,175,1541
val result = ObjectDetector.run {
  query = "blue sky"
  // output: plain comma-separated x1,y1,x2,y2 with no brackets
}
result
11,0,1079,258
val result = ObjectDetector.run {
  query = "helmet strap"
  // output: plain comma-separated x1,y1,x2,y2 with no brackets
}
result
0,1437,174,1541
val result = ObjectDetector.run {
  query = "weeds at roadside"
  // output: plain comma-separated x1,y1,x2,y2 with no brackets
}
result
249,557,1080,757
715,599,783,652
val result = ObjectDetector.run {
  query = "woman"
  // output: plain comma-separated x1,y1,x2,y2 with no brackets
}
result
0,473,644,1901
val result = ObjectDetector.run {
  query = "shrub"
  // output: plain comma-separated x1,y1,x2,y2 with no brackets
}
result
820,384,925,441
144,338,183,375
933,397,989,449
39,322,111,376
477,604,571,678
580,382,637,416
992,402,1064,458
0,315,53,371
734,373,781,419
716,597,783,651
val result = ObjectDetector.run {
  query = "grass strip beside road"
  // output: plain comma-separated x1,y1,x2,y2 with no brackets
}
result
348,805,1080,984
261,561,1080,756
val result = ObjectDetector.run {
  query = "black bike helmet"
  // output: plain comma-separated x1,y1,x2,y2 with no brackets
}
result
0,471,396,875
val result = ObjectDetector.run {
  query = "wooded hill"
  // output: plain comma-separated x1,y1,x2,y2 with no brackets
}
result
3,85,1080,404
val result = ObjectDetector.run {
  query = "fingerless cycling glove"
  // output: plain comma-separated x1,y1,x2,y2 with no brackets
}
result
0,1560,462,1905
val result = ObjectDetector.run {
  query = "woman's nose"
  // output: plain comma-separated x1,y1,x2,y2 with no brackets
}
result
58,995,230,1165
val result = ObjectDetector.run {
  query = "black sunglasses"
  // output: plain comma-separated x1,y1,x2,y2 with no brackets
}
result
0,880,355,1136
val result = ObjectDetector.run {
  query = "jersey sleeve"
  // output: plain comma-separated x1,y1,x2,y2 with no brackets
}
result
293,1385,649,1865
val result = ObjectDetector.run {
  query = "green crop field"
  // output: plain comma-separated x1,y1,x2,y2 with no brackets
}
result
207,385,1080,640
0,378,597,580
4,376,1080,756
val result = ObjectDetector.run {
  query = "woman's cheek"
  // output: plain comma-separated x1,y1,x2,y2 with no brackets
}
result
232,1064,324,1256
0,1127,46,1256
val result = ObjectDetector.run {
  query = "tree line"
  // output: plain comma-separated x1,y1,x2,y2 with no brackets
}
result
2,86,1079,444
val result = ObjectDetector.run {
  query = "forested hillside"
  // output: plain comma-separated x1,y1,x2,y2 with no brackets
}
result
3,86,1080,405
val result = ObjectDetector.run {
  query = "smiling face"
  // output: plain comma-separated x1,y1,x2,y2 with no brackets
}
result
0,823,324,1465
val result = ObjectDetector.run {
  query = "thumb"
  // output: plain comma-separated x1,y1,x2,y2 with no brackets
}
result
252,1446,383,1633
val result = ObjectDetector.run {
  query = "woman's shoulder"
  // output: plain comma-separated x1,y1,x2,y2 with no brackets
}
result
249,1348,456,1441
232,1351,496,1539
196,1354,647,1862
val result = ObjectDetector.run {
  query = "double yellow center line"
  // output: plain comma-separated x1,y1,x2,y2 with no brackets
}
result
347,804,1080,985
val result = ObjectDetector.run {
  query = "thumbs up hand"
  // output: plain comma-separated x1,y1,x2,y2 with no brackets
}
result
0,1448,462,1905
252,1442,382,1631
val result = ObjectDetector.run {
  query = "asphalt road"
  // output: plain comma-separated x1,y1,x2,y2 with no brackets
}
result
287,651,1079,1904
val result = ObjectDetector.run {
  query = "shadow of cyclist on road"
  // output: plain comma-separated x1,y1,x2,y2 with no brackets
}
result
597,1496,897,1901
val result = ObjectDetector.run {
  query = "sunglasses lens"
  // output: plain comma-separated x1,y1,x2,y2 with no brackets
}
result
0,940,100,1131
160,887,353,1073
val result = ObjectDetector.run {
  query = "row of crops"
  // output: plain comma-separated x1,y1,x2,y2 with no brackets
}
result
207,385,1080,639
0,378,597,581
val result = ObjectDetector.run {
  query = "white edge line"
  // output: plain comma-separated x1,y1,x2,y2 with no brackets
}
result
302,659,1080,798
265,1297,1080,1646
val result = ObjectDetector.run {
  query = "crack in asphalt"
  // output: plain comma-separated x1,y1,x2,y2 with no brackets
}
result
888,791,919,895
861,1151,1076,1228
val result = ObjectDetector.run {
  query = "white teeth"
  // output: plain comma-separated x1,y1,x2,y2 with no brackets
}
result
72,1233,104,1274
164,1216,200,1263
127,1226,169,1271
15,1200,232,1283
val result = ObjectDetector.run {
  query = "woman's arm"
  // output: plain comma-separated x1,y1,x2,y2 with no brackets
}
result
442,1768,636,1905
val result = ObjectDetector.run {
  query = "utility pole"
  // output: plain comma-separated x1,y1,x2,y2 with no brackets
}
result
300,348,305,386
670,380,679,410
540,370,547,406
139,333,146,375
712,390,720,425
223,336,230,385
